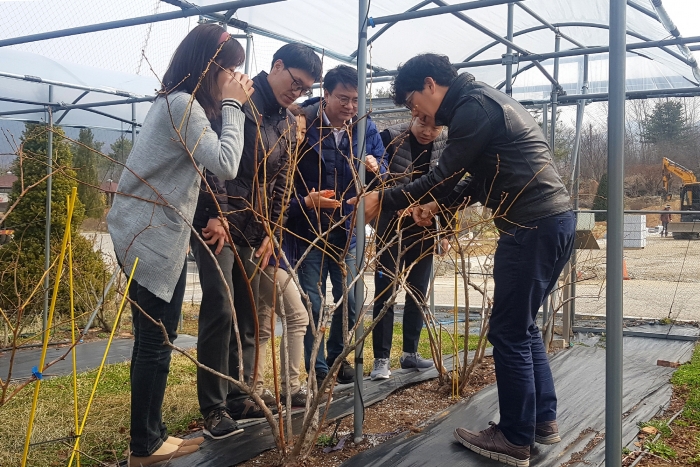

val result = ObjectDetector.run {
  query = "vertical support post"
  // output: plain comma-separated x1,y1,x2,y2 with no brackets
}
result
505,2,514,96
354,0,369,445
550,32,561,157
245,33,253,75
544,32,561,335
541,103,548,141
131,102,136,147
567,54,589,333
42,85,54,335
607,0,626,464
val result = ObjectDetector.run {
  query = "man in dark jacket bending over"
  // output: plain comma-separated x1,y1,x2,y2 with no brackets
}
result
352,54,575,467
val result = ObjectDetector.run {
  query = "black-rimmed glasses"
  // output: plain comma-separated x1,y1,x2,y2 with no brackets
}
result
286,68,313,97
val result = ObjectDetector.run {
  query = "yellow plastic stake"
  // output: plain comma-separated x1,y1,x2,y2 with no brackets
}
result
67,258,138,467
21,187,78,467
66,195,81,467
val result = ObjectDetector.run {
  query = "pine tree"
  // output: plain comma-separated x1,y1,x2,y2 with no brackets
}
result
103,135,133,181
73,128,105,219
641,100,689,144
592,173,609,222
5,124,85,239
0,123,107,325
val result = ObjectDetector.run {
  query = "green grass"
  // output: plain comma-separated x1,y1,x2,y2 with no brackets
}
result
0,353,200,467
631,343,700,464
644,440,677,459
0,312,484,466
672,346,700,427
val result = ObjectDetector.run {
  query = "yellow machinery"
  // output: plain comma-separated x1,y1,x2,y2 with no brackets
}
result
662,157,700,239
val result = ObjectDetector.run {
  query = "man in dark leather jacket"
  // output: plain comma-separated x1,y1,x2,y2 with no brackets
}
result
354,54,575,467
190,43,322,437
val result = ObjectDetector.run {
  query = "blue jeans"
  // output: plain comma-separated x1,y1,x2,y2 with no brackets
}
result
488,211,575,446
128,260,186,457
299,230,357,375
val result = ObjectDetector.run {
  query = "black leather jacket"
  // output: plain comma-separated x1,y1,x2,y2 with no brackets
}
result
382,73,571,232
193,71,295,247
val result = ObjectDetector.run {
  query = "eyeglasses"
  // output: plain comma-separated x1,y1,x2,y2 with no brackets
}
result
331,93,359,107
404,90,416,110
285,68,313,97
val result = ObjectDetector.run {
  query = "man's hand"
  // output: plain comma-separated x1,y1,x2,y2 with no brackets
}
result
439,237,451,256
304,188,342,210
255,236,274,267
347,191,380,223
202,217,228,255
412,201,438,227
397,207,413,217
365,154,379,174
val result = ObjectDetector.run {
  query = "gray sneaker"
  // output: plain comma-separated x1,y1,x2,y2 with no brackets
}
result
370,358,391,380
400,353,434,371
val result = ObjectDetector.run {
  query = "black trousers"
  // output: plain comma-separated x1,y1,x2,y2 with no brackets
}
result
191,239,259,416
372,215,434,359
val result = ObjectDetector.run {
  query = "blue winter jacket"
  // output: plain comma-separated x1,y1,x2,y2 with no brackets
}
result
287,97,387,253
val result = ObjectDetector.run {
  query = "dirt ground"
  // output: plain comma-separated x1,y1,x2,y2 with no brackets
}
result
239,357,496,467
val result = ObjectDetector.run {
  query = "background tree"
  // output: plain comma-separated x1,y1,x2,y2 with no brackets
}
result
0,123,108,328
641,99,689,144
101,135,133,181
73,128,105,219
592,172,608,222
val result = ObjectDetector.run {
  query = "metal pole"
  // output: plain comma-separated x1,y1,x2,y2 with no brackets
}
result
569,55,589,329
244,34,253,75
131,102,136,146
550,32,561,154
547,32,561,337
541,103,548,141
42,85,54,335
505,3,514,96
0,0,283,47
369,0,521,25
607,0,626,464
354,0,369,444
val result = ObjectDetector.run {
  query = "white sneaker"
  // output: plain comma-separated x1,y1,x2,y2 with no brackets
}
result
370,358,391,380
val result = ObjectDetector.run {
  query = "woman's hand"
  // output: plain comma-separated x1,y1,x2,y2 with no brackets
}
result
221,71,255,104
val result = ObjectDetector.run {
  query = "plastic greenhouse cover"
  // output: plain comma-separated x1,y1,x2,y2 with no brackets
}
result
0,0,699,129
205,0,699,90
0,48,158,130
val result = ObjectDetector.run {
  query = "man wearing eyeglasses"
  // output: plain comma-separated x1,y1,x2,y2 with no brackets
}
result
287,65,386,390
192,43,322,436
351,54,574,467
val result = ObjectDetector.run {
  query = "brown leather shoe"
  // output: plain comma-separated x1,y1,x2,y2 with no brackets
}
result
535,420,561,445
454,422,530,467
128,444,198,466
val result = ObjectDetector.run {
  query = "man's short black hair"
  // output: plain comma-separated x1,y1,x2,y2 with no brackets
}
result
272,43,323,82
391,53,458,106
323,65,358,93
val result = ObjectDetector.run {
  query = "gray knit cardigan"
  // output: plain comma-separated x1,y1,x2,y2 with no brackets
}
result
107,92,244,302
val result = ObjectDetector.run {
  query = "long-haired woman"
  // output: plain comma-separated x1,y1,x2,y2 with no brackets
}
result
107,23,253,466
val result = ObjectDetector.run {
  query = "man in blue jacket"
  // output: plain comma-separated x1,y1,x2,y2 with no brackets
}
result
288,65,386,389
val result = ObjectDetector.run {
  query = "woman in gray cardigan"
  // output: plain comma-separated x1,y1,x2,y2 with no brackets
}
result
107,24,253,466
